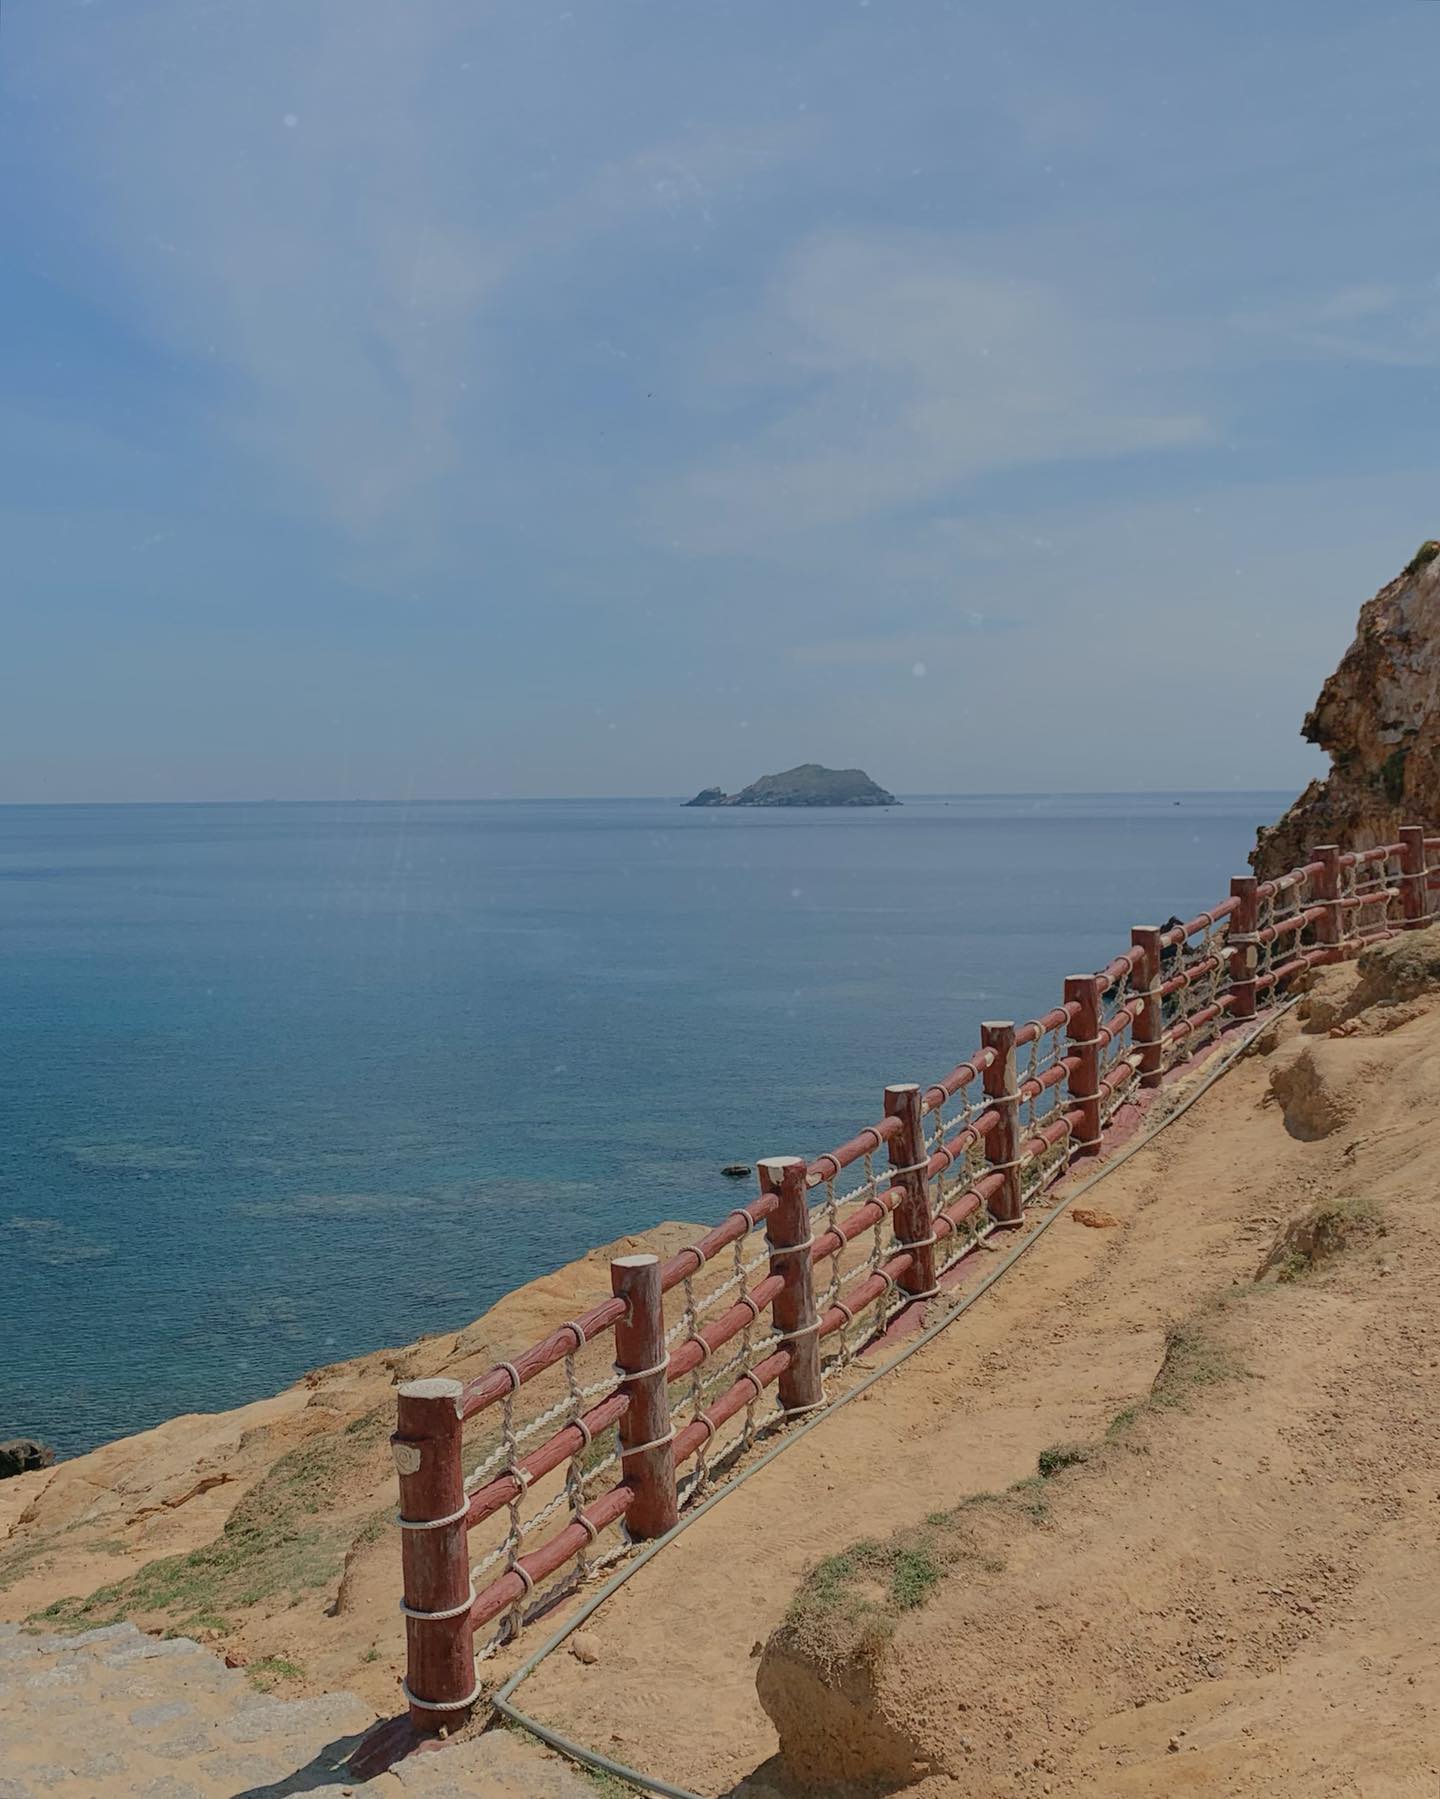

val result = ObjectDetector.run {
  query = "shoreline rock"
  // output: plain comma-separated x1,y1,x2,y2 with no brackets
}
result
0,1439,55,1481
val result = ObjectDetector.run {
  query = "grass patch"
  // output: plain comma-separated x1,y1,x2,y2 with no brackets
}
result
788,1515,986,1652
1106,1404,1142,1440
1259,1197,1384,1284
1103,1309,1250,1447
1,1527,132,1597
1008,1476,1050,1524
581,1769,644,1798
246,1654,305,1691
1380,745,1409,806
31,1406,390,1633
780,1301,1259,1675
1149,1322,1244,1409
178,1611,232,1636
888,1546,941,1611
353,1506,391,1549
0,1536,62,1596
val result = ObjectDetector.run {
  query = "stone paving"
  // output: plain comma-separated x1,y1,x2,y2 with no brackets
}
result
0,1624,591,1798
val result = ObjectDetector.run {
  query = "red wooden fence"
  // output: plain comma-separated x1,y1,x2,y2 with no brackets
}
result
389,832,1436,1730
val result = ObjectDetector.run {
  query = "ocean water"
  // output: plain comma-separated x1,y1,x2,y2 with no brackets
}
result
1,793,1289,1457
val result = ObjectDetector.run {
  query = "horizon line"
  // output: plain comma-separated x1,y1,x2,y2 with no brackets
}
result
0,786,1301,810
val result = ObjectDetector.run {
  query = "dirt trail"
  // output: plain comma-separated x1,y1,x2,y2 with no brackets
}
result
517,955,1440,1797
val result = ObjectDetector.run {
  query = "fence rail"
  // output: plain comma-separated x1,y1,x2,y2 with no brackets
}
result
389,831,1437,1729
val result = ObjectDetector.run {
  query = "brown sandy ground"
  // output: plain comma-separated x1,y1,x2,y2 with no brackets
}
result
516,932,1440,1798
0,1220,706,1723
7,929,1439,1797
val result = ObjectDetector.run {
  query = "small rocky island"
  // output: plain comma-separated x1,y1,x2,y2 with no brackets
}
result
685,763,898,808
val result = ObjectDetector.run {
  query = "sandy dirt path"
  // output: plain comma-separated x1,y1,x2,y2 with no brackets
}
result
516,1009,1328,1796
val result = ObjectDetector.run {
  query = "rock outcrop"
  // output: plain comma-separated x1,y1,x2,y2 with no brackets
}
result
0,1438,55,1480
684,764,898,807
1254,541,1440,876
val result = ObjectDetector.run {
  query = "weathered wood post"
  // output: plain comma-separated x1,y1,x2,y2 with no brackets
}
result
884,1084,938,1298
1064,976,1103,1155
980,1022,1022,1224
611,1253,678,1539
394,1377,476,1734
1400,825,1428,929
761,1156,823,1414
1130,927,1165,1089
1227,876,1259,1020
1312,845,1343,949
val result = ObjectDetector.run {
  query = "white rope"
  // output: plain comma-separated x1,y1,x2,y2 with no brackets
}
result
395,1500,469,1531
780,1395,830,1416
620,1427,676,1458
399,1587,477,1621
766,1235,814,1259
612,1356,670,1383
403,1677,483,1711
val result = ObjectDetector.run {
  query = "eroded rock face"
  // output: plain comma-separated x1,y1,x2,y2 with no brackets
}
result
1269,1044,1353,1140
1254,542,1440,877
756,1628,926,1790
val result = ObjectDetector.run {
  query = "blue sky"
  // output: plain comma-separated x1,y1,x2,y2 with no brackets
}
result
3,0,1438,801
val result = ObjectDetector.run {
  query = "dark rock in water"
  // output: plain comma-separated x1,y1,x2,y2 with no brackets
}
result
0,1438,56,1479
720,1163,752,1178
684,764,898,809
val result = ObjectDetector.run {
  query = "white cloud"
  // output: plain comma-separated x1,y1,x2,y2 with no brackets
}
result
651,230,1211,550
33,4,806,537
1231,281,1440,367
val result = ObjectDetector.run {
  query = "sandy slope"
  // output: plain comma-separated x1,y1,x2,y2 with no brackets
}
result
0,1220,704,1718
7,937,1439,1798
519,943,1440,1797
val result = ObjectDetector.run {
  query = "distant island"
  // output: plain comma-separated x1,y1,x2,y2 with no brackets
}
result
685,763,899,808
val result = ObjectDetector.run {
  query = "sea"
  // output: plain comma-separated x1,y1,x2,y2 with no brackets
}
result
1,792,1290,1458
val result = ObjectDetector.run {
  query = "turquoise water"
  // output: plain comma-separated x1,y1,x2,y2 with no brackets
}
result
0,793,1287,1456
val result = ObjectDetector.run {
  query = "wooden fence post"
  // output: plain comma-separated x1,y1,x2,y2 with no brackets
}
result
611,1254,678,1539
1227,876,1259,1020
980,1022,1022,1224
884,1084,938,1298
1312,845,1343,949
1400,825,1428,929
394,1377,475,1734
761,1156,823,1415
1130,927,1165,1089
1064,976,1103,1155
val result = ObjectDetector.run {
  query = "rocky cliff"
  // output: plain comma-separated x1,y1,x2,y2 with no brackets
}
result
1254,541,1440,876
